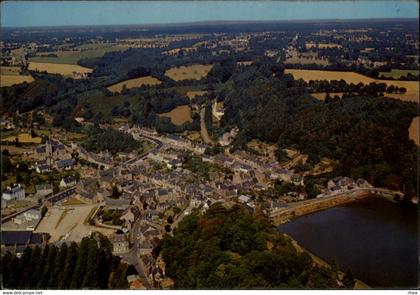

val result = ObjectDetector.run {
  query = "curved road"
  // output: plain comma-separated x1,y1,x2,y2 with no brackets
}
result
125,133,164,165
200,107,214,144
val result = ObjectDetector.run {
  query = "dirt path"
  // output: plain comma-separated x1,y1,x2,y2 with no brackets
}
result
200,106,214,144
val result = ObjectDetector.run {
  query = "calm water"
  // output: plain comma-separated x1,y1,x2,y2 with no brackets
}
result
279,197,418,288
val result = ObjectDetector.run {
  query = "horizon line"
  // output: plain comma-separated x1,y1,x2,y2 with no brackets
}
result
2,17,419,30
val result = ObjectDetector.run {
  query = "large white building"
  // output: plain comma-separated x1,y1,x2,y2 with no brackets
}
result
2,184,25,201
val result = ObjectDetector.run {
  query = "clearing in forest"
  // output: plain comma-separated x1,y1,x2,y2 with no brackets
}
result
3,133,42,144
158,105,192,125
285,69,419,103
28,62,92,77
165,64,213,81
107,76,162,93
1,75,34,87
186,90,208,100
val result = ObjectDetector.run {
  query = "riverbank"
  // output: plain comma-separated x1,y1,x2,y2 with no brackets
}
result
284,234,370,289
279,196,417,288
272,190,371,225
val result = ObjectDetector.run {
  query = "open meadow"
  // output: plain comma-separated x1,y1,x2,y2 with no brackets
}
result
379,69,419,79
29,45,127,65
107,76,161,92
28,62,93,77
3,133,42,144
1,75,34,87
165,64,213,81
158,105,192,125
285,69,419,102
1,66,21,75
186,90,208,100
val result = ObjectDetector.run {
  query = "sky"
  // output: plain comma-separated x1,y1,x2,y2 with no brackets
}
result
1,1,419,28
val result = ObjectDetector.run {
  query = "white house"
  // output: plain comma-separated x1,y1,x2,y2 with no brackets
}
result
60,176,77,188
24,209,42,221
2,184,25,201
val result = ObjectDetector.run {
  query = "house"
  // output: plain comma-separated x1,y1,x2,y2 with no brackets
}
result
127,275,146,290
194,143,209,154
60,176,77,188
141,225,160,239
35,183,53,197
56,158,75,170
35,139,67,161
99,169,115,187
1,231,45,254
120,207,140,229
166,159,182,169
214,154,235,166
202,154,213,162
139,239,153,255
24,209,42,221
232,162,252,174
2,184,25,201
166,134,188,146
238,195,251,203
104,197,131,210
112,233,129,255
35,163,51,174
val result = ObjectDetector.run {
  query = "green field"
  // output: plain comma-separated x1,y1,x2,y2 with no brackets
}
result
29,46,127,65
379,69,419,79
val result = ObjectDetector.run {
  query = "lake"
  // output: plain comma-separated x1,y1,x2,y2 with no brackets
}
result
279,197,418,288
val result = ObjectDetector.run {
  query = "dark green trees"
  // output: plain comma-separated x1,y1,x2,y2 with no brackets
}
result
160,203,341,289
0,234,129,289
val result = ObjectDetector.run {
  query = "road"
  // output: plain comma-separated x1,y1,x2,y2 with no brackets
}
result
200,107,214,144
120,215,152,289
124,133,164,166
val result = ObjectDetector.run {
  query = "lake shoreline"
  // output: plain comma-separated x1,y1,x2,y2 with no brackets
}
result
283,233,371,289
278,196,417,288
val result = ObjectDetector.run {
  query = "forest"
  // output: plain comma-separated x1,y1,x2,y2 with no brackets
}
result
1,234,131,289
81,125,144,155
218,61,419,199
158,203,354,289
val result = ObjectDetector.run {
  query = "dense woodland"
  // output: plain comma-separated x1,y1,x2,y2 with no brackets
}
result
1,234,131,289
217,61,419,199
158,203,354,289
81,125,144,155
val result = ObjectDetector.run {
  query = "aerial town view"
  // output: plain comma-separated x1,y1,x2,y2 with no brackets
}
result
0,1,418,292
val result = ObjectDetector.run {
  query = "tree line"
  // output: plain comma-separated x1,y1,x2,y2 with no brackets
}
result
1,234,130,289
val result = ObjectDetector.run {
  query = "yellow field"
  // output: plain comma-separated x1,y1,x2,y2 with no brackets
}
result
165,64,213,81
3,133,42,144
158,105,192,125
409,116,419,146
285,69,419,103
186,90,208,100
28,62,92,77
107,76,161,92
1,75,34,87
1,66,21,75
